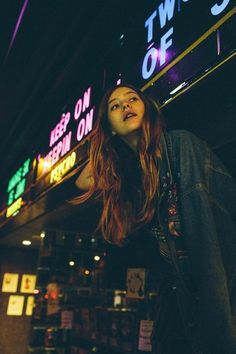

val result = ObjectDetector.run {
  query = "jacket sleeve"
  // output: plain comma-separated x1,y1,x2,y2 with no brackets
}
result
173,130,236,354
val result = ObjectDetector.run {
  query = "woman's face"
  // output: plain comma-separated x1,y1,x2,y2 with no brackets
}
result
107,86,145,138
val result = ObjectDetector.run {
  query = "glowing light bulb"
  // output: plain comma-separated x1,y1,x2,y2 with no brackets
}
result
22,240,31,246
40,231,46,238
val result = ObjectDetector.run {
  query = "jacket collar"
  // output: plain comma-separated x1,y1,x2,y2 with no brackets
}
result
159,132,174,188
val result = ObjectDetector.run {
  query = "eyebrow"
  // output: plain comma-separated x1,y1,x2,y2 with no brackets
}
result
108,91,137,105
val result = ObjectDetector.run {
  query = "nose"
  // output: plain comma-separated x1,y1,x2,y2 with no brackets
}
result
122,101,130,111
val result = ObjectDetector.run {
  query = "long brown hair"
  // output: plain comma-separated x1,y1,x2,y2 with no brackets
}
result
73,84,163,245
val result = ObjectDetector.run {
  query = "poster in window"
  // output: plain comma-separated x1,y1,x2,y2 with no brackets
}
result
61,309,74,329
126,268,146,299
20,274,36,293
138,319,153,352
26,295,35,316
2,273,19,292
7,295,24,316
47,282,60,315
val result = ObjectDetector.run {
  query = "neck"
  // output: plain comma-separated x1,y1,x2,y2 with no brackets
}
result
120,131,140,151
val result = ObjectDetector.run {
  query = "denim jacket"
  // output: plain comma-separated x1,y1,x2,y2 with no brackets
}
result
156,130,236,354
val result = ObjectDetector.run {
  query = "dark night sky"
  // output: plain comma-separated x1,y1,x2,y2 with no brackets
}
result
0,0,118,180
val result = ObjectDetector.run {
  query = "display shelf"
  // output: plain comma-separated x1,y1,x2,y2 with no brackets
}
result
70,337,130,354
28,347,67,354
32,326,71,330
28,347,64,351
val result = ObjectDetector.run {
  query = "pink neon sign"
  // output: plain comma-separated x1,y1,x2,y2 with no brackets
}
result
42,86,94,174
50,112,71,147
74,87,91,120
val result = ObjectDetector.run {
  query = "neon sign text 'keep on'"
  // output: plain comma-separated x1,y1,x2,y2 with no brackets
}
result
43,86,94,174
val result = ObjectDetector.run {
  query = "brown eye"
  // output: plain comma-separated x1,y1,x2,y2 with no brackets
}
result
110,103,120,111
129,96,138,103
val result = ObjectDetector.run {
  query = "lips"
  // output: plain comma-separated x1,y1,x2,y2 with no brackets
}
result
123,111,137,121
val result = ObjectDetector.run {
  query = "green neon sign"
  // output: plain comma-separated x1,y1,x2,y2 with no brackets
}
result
7,158,31,206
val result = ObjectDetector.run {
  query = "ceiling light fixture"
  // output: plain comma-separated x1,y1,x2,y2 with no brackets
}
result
22,240,31,246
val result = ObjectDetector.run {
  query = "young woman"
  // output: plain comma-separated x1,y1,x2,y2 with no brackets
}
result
74,84,236,354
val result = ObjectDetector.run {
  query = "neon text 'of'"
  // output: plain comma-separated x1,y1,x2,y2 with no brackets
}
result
142,27,173,79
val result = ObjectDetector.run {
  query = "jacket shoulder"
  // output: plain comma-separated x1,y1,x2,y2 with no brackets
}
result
166,129,207,146
165,129,210,157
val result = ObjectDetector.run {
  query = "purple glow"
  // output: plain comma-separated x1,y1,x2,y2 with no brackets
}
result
177,0,181,12
6,0,29,58
216,29,221,55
